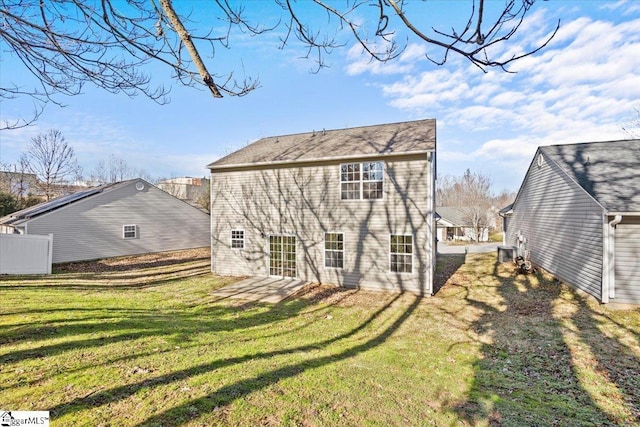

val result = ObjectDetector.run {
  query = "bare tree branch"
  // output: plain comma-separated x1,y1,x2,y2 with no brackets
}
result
1,0,558,128
159,0,222,98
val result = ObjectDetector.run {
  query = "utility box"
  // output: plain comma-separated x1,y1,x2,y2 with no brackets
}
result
497,245,517,263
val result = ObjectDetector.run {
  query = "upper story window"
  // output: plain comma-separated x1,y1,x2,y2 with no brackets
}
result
231,229,245,249
123,224,137,239
340,161,383,200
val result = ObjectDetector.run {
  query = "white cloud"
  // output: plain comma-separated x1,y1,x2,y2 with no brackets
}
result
399,43,428,62
437,150,473,162
344,40,424,76
444,105,519,132
357,6,640,190
473,137,542,159
600,0,640,15
489,90,527,107
345,58,415,76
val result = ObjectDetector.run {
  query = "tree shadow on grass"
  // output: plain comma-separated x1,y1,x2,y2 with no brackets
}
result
1,256,422,425
0,262,211,291
2,292,365,405
51,250,210,274
136,293,421,426
40,292,421,425
0,246,432,425
0,258,316,369
0,291,329,368
449,255,640,425
568,294,640,422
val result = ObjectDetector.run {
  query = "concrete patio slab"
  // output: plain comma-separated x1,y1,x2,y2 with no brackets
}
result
211,276,310,303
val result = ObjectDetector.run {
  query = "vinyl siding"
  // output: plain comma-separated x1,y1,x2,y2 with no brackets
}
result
211,154,435,294
24,181,210,263
505,152,605,300
614,217,640,304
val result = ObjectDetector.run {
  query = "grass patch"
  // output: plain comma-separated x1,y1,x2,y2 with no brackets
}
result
1,250,639,426
488,231,503,242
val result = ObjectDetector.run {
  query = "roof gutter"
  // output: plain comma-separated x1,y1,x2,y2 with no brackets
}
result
208,149,434,171
607,212,640,216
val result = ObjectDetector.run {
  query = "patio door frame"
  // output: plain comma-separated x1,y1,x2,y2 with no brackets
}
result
268,234,297,278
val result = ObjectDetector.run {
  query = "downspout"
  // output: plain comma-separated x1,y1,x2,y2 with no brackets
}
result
609,214,622,227
427,151,436,296
604,214,622,303
498,210,507,246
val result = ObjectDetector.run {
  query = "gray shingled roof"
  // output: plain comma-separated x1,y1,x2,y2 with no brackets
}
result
541,139,640,212
435,207,470,227
208,119,436,169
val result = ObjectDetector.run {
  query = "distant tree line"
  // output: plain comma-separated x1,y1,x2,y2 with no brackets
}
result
1,129,147,215
1,128,210,216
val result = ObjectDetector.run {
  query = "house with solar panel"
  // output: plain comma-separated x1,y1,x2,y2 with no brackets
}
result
207,119,437,294
502,139,640,305
0,179,210,263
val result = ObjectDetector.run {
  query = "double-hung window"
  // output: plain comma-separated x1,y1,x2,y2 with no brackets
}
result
123,224,137,239
340,163,361,200
340,161,383,200
231,229,245,249
324,233,344,269
362,162,384,199
390,234,413,273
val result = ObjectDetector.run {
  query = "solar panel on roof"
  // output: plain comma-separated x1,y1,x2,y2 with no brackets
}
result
15,187,103,220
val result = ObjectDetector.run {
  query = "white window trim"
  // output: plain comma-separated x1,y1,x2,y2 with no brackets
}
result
339,162,361,201
324,232,344,270
231,229,245,249
361,161,384,200
389,233,414,274
123,224,137,239
339,161,384,201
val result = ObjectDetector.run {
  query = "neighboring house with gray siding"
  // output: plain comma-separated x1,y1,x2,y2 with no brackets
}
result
208,119,437,294
0,179,210,263
503,139,640,305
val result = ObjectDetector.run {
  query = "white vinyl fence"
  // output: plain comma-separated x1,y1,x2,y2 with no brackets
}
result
0,234,53,274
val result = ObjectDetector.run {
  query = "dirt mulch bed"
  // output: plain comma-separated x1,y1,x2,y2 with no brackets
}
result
53,247,210,274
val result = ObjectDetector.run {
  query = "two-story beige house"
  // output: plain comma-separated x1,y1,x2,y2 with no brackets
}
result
208,119,437,294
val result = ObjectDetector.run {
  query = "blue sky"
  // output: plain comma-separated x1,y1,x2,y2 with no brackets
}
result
1,0,639,193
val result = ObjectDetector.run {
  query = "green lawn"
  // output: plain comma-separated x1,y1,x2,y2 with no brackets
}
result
1,250,639,426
